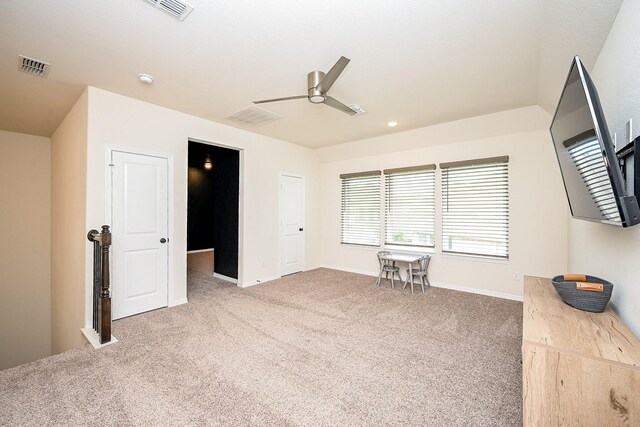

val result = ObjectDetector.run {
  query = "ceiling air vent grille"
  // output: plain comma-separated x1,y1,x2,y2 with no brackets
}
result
225,106,283,127
144,0,194,21
18,55,50,77
348,104,367,115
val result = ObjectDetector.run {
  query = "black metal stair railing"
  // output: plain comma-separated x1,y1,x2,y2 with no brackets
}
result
87,225,112,344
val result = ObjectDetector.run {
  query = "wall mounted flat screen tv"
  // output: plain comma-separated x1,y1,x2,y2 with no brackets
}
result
550,56,640,227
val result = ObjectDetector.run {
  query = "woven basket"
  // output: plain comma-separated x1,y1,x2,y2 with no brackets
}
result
551,274,613,313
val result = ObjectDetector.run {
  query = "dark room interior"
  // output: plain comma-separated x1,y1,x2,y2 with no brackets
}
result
187,141,240,280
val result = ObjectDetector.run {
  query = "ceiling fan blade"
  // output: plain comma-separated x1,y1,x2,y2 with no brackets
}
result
316,56,350,93
253,95,307,104
323,96,356,116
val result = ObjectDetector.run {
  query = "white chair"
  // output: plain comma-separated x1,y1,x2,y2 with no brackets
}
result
376,251,401,289
404,255,431,293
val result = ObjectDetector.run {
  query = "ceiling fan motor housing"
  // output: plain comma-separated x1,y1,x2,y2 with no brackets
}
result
308,71,326,103
253,56,355,115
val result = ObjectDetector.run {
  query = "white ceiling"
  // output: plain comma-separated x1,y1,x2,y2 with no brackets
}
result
0,0,622,148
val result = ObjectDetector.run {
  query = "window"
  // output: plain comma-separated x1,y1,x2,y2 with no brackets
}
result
340,170,381,246
441,156,509,258
384,165,435,248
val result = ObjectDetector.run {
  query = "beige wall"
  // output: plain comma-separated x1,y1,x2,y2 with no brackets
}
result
318,106,568,299
0,130,51,370
51,90,88,354
84,87,322,328
568,0,640,337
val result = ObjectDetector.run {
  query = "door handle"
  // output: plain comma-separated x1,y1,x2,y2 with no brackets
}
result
299,228,304,231
160,238,167,243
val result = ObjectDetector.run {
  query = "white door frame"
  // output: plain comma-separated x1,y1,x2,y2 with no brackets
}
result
187,138,244,286
279,172,305,277
104,145,176,310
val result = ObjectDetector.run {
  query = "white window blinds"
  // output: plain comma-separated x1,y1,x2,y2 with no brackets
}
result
441,157,509,258
384,165,436,248
340,171,381,246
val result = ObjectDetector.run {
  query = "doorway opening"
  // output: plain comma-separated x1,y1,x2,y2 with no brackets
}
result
187,140,240,285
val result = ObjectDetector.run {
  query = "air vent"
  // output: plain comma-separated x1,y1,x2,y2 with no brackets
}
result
348,104,367,115
225,105,283,127
18,55,50,78
143,0,194,21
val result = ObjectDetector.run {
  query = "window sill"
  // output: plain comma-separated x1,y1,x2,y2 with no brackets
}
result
383,245,435,255
439,252,509,264
339,243,435,255
340,243,381,251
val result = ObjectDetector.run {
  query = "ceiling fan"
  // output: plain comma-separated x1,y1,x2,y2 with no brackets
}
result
253,56,356,116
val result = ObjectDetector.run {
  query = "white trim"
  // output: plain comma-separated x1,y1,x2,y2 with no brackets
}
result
187,248,214,254
384,245,435,255
235,265,523,302
239,274,281,288
440,252,510,265
237,150,245,287
81,328,119,349
429,280,522,301
319,265,522,301
213,272,238,284
103,145,175,318
279,172,306,277
321,265,379,277
188,138,242,152
169,297,188,307
167,151,176,309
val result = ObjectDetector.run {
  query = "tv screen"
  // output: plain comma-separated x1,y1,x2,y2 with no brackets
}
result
550,56,640,227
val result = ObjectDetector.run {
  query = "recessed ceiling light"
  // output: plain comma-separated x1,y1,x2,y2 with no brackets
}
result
387,121,398,127
138,73,154,84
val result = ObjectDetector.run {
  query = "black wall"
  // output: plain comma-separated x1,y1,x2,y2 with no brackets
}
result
187,141,239,279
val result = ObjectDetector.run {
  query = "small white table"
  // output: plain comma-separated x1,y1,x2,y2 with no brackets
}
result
378,252,423,293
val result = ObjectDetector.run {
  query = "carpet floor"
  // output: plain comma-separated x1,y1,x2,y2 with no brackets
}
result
0,254,523,426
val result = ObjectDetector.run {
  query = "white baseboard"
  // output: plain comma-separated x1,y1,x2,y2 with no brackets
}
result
429,280,523,302
240,266,324,288
187,248,214,254
239,274,281,288
170,297,188,307
321,264,379,278
81,328,118,349
320,264,522,302
213,272,238,284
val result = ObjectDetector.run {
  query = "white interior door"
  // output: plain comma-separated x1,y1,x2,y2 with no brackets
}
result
111,151,168,319
281,174,305,276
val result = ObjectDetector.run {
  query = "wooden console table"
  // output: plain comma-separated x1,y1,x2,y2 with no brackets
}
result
523,276,640,426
